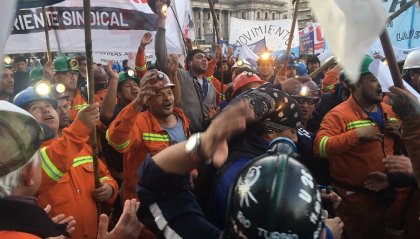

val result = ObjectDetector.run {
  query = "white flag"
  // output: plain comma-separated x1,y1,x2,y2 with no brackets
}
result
0,0,17,73
309,0,387,83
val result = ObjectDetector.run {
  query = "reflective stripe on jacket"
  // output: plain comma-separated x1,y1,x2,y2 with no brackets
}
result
37,118,118,239
314,96,397,187
107,101,190,201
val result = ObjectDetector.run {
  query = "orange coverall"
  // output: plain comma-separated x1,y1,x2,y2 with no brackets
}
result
37,118,118,239
107,101,190,201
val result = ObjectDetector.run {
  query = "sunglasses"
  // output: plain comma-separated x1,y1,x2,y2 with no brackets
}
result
293,96,319,105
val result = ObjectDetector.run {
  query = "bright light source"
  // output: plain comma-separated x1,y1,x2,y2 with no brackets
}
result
161,4,168,15
56,83,66,93
236,59,243,66
260,52,271,61
35,81,51,96
299,86,310,97
127,69,135,77
4,56,12,65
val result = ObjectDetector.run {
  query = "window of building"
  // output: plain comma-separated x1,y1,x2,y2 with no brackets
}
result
272,13,275,19
208,12,211,20
265,12,268,19
257,12,260,18
242,11,245,19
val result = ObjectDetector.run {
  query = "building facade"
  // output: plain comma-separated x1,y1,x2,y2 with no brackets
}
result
191,0,312,44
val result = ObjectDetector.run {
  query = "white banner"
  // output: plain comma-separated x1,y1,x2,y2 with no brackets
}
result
4,0,194,58
228,17,299,52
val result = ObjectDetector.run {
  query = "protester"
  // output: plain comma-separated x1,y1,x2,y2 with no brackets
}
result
314,55,400,239
306,54,322,84
135,32,153,78
0,65,14,101
230,71,265,98
402,49,420,93
13,55,30,95
389,86,420,185
154,1,216,133
13,87,119,239
137,100,341,239
0,100,142,239
107,70,190,202
257,52,275,82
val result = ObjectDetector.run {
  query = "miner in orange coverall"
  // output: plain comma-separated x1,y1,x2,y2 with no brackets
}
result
107,70,190,202
13,87,118,239
314,56,401,239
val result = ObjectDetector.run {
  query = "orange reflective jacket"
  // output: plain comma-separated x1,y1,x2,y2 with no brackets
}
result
314,96,397,187
135,47,147,78
69,89,107,121
37,118,118,239
107,102,190,201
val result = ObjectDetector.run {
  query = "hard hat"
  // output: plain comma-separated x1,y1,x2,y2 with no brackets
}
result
156,71,175,89
296,62,308,76
232,59,253,71
360,55,374,75
232,71,265,97
238,87,303,133
403,49,420,70
226,153,324,239
275,54,298,68
13,86,58,110
291,81,320,99
53,56,71,72
29,67,44,82
0,100,44,177
118,70,139,86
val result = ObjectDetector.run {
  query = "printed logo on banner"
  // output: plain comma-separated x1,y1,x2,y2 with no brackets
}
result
384,0,420,49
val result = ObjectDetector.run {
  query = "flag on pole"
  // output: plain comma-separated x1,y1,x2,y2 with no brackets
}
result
239,44,259,68
309,0,387,83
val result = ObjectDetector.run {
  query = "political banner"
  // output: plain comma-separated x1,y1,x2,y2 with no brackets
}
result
313,23,325,55
384,1,420,49
229,17,299,53
5,0,194,58
299,25,314,55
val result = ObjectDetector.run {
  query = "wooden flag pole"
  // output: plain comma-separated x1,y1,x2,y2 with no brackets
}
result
379,0,420,89
379,30,404,89
41,5,51,61
82,0,101,215
281,0,300,77
208,0,224,99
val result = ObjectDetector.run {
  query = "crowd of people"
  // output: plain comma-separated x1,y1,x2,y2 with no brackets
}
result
1,1,420,239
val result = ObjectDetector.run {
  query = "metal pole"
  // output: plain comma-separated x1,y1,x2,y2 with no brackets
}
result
82,0,101,215
42,6,51,61
281,0,300,77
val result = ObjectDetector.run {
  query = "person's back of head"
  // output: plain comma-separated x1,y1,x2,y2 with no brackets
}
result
0,101,44,198
223,149,324,238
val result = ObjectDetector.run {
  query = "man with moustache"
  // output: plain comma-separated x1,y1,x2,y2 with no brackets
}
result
0,65,14,101
107,70,190,202
153,0,216,133
314,56,398,239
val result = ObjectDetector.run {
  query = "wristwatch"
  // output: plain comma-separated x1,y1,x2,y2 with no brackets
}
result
185,133,201,155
